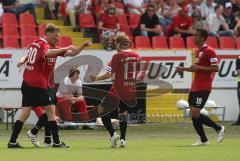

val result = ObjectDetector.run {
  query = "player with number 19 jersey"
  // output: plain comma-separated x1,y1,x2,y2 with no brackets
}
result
105,50,141,101
23,38,51,89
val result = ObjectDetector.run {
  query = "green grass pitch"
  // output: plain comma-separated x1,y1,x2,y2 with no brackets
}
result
0,122,240,161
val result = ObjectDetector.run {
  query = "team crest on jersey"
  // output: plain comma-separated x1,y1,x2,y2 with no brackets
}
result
199,52,203,58
195,58,200,63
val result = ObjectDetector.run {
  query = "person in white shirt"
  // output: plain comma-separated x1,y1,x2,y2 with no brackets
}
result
124,0,145,15
200,0,217,19
66,0,91,31
206,4,234,37
56,68,89,122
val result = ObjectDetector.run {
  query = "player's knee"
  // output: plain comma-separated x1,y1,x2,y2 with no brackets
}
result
119,113,128,122
190,108,200,119
18,108,31,121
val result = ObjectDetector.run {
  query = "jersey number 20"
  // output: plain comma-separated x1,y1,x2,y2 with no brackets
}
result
27,47,37,64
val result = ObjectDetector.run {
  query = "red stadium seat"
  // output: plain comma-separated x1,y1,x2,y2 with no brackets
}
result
115,2,125,10
79,13,96,29
1,13,18,25
120,25,132,37
236,37,240,49
20,25,37,37
169,36,185,49
38,24,46,37
57,36,72,47
206,36,219,49
219,36,235,49
186,36,197,49
129,14,141,29
152,36,168,49
19,13,35,26
21,36,35,48
135,36,151,49
117,14,128,26
3,36,19,48
2,24,19,37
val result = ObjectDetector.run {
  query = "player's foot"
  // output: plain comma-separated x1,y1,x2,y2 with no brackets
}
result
8,142,23,148
110,132,120,148
217,126,225,143
191,140,209,146
52,141,70,148
27,130,40,147
44,136,52,147
120,139,127,148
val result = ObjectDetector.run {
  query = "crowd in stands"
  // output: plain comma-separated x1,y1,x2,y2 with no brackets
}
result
0,0,240,49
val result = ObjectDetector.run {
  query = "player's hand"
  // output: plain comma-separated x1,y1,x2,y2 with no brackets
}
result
90,74,97,81
83,40,92,48
77,96,84,101
175,66,184,73
97,105,105,114
17,61,24,68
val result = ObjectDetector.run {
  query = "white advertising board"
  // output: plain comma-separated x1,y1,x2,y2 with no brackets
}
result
0,49,192,89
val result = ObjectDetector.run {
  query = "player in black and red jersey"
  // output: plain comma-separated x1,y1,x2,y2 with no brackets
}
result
176,28,225,146
90,33,141,148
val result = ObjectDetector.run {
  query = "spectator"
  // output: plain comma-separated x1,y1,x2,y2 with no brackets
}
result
0,2,4,23
177,0,191,7
167,6,194,39
2,0,37,24
200,0,217,19
206,4,234,37
56,69,89,122
137,4,162,38
223,2,240,36
98,5,120,50
66,0,88,31
40,0,61,19
124,0,145,15
93,0,115,18
159,0,181,32
232,0,240,17
191,11,208,30
187,0,202,17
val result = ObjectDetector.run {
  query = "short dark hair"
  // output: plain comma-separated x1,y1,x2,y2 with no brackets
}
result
68,69,80,77
215,4,223,11
45,23,60,35
196,28,208,41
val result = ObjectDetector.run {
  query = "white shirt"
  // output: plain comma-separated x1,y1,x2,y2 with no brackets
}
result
206,13,225,32
67,0,81,10
124,0,144,8
57,76,82,97
200,1,217,18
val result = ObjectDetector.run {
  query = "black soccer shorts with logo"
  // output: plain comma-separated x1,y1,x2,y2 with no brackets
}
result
188,91,210,109
21,81,57,107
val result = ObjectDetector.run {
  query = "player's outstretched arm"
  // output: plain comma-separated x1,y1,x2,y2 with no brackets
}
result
90,72,112,82
190,64,219,72
17,56,28,67
64,40,92,57
175,66,196,73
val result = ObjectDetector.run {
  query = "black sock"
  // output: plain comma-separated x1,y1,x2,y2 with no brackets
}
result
44,123,52,144
192,118,208,142
119,114,128,140
199,114,221,132
31,113,48,135
9,120,23,143
48,121,60,144
101,114,115,137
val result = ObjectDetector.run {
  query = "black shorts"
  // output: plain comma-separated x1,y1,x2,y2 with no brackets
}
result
100,93,137,113
21,81,57,107
188,91,210,109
